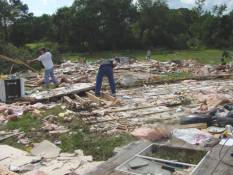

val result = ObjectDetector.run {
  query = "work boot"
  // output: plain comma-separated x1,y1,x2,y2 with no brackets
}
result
111,93,116,97
95,93,101,97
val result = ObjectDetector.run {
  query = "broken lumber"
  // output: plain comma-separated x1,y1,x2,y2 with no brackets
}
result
85,92,105,105
29,83,94,101
63,96,76,108
74,94,86,103
101,92,116,101
74,94,92,109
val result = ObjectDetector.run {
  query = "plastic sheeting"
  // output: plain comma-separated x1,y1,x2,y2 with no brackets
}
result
173,128,213,145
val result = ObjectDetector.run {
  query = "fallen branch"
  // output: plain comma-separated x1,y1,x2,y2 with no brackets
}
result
0,54,36,72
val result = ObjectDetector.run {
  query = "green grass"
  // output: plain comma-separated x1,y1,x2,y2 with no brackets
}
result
147,146,207,165
6,113,42,132
1,106,65,149
25,41,57,52
42,105,65,117
60,132,135,161
160,72,194,80
62,49,233,65
2,107,135,161
59,117,136,161
1,137,26,150
6,106,65,133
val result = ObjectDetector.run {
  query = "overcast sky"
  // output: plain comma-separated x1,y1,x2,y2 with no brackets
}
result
169,0,233,13
22,0,233,16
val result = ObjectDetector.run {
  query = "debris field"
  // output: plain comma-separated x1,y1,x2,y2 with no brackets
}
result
1,58,233,175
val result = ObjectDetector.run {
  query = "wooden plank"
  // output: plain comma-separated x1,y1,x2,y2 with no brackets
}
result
74,94,86,103
74,94,93,109
85,92,105,105
212,162,233,175
63,96,76,108
29,83,94,101
63,96,74,104
220,145,233,166
89,91,113,104
211,145,233,175
101,92,116,101
191,145,230,175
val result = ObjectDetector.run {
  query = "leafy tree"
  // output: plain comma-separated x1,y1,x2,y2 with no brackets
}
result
134,0,169,48
0,0,29,41
204,14,233,48
213,4,227,17
193,0,206,17
2,0,233,52
53,7,73,50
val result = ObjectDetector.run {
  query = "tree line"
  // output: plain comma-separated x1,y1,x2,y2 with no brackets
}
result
1,0,233,53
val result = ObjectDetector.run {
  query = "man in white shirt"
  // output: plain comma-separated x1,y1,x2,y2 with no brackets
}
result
27,48,58,88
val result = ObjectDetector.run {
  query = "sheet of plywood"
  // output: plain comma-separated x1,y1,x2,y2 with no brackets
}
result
30,83,94,101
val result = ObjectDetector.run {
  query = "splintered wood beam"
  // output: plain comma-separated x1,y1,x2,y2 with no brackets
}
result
74,94,86,103
101,92,116,101
89,90,110,104
85,92,105,105
63,96,77,108
74,94,92,108
63,96,74,104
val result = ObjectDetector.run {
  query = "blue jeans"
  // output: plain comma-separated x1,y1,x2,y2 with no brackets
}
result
44,68,58,87
95,64,116,96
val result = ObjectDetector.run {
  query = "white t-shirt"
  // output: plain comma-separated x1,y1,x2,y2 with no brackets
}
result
37,52,54,70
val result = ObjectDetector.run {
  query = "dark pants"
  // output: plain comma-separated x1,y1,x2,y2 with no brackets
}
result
95,64,116,96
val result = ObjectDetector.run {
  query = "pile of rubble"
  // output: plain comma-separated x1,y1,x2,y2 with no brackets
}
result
22,58,233,91
1,58,233,174
0,102,57,122
0,140,103,175
1,60,233,134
